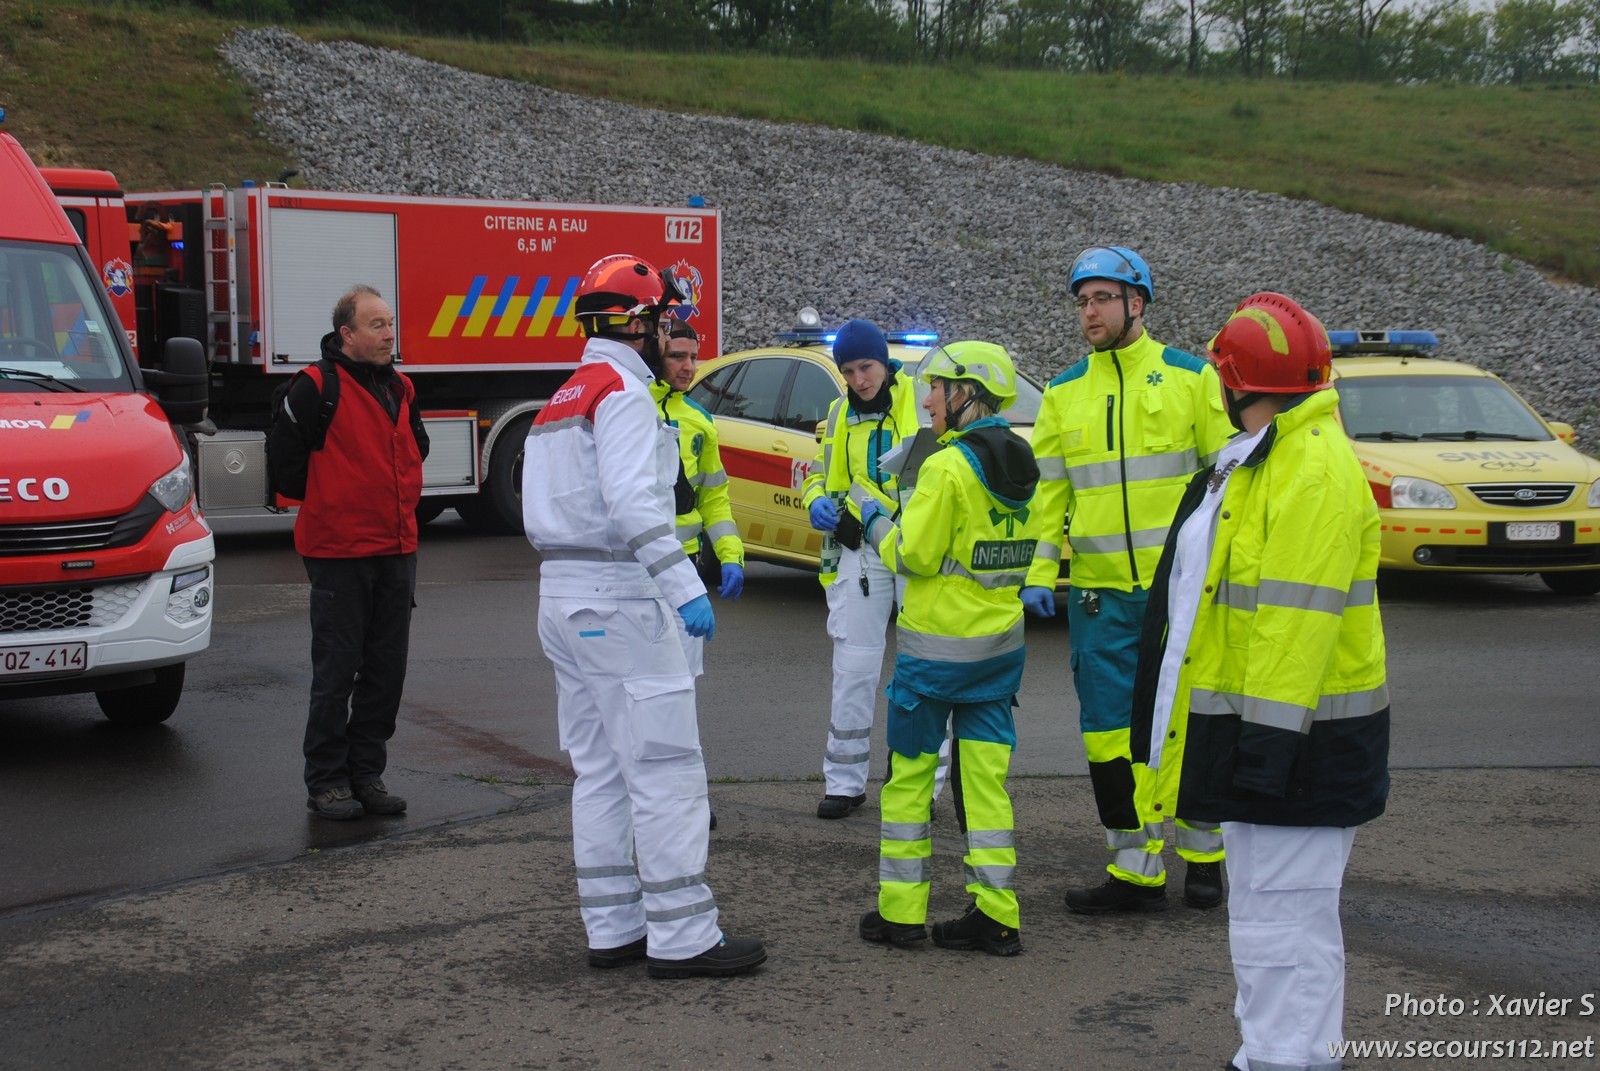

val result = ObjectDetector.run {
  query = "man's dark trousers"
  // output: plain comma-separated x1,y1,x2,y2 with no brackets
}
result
302,554,417,794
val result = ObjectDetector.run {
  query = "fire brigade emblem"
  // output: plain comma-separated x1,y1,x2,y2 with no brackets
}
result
668,260,705,316
102,258,133,297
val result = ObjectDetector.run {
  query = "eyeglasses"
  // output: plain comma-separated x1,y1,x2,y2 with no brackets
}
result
1073,291,1124,311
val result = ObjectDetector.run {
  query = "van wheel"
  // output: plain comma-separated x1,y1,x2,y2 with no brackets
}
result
96,663,185,725
459,414,532,535
1540,570,1600,596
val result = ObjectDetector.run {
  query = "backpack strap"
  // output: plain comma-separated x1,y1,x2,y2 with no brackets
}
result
301,358,341,450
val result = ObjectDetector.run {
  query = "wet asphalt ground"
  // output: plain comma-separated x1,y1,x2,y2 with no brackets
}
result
1,515,1596,1068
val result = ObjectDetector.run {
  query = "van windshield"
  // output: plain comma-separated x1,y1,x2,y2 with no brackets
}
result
0,240,134,392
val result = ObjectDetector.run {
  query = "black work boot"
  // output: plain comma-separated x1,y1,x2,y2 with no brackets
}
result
931,902,1021,956
351,779,407,815
587,936,647,969
816,793,866,819
859,910,927,947
1184,861,1225,909
1064,875,1167,914
306,786,364,821
646,935,767,979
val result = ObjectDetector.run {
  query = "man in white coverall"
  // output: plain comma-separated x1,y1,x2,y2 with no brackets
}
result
523,253,766,979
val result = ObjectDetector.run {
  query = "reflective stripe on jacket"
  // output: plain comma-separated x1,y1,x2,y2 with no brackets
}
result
651,382,744,567
1025,332,1232,593
801,368,919,586
523,338,706,608
1130,389,1390,827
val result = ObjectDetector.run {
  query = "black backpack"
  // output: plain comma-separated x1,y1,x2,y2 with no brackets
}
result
266,358,341,502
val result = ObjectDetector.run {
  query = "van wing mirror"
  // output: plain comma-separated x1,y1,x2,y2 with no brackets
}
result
814,419,827,443
1546,420,1576,445
146,337,209,425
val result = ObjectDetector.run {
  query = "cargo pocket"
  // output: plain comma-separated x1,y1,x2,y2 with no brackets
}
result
622,674,700,762
563,605,636,680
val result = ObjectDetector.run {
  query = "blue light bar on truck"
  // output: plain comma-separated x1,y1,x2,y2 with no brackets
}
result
1328,330,1439,355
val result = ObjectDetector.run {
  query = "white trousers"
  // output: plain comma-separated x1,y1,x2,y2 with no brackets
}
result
539,594,721,961
822,543,948,799
1224,822,1357,1071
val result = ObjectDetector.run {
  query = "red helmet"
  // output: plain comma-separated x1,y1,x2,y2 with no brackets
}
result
576,253,666,324
1207,292,1332,394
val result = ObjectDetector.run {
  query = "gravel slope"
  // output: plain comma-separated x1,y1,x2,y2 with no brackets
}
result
223,29,1599,443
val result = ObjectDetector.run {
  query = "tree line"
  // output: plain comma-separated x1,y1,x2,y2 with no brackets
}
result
161,0,1600,81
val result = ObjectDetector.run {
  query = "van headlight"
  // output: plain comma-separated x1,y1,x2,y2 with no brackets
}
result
1391,476,1456,509
149,457,194,513
1588,478,1600,508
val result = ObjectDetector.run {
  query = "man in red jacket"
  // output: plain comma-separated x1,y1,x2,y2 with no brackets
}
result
267,285,430,821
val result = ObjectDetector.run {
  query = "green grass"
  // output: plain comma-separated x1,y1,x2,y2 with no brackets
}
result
5,1,1599,285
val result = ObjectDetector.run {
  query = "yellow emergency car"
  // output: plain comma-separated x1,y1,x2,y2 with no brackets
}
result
1331,331,1600,596
685,317,1043,568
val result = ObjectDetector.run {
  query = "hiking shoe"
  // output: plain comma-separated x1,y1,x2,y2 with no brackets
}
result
859,910,928,947
1184,861,1225,909
351,779,407,816
588,936,647,969
1064,875,1167,915
816,793,866,819
931,902,1021,956
646,935,767,979
306,786,363,821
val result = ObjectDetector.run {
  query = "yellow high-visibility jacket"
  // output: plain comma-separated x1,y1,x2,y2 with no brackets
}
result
801,368,919,586
651,382,744,567
1131,389,1390,827
867,417,1039,673
1026,331,1233,593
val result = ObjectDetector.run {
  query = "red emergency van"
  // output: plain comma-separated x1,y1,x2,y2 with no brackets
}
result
1,133,214,724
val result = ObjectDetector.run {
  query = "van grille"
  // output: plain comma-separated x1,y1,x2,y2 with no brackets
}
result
0,580,146,634
1467,483,1574,507
0,496,166,557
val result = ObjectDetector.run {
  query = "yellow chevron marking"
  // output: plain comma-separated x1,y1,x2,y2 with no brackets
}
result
494,296,530,338
463,295,495,338
429,296,464,337
525,295,560,338
557,312,583,337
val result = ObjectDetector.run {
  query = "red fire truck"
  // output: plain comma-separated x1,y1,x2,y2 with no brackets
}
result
55,169,723,533
2,133,213,724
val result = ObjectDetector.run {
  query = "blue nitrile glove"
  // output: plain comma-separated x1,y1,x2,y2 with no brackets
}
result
718,562,744,600
808,497,839,531
678,594,716,640
1021,586,1056,618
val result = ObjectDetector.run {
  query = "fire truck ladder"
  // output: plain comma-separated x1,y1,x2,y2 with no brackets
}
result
202,183,241,364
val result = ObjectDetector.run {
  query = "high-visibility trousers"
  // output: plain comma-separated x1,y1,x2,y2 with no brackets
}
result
877,690,1017,928
1069,586,1221,887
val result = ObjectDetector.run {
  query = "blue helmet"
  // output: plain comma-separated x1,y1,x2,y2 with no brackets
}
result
1070,246,1154,303
831,318,889,367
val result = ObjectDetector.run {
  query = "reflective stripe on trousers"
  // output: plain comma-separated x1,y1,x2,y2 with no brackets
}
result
538,594,721,961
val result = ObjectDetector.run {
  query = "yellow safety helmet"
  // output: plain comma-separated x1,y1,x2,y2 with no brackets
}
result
918,340,1018,409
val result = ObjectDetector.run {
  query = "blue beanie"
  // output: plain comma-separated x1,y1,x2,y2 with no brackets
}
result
832,319,889,367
